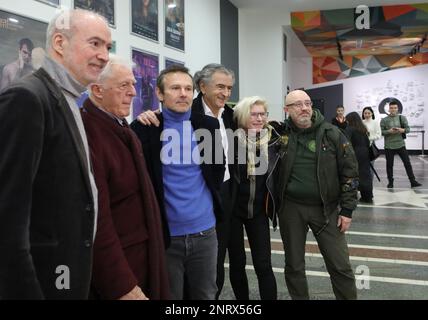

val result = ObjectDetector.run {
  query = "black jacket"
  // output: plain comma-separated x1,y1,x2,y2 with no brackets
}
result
0,69,96,299
131,111,225,246
192,92,236,177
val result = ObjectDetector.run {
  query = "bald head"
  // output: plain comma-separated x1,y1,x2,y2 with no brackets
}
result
284,90,313,129
285,90,311,106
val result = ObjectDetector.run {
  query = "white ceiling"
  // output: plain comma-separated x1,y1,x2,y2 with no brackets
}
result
228,0,428,12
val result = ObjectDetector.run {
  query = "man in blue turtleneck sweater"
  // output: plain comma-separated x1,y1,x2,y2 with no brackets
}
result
131,65,225,300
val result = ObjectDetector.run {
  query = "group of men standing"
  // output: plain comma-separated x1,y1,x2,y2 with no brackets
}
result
4,7,418,301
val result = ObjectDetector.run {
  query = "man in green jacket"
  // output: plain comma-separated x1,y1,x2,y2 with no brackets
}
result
380,100,421,188
275,90,359,300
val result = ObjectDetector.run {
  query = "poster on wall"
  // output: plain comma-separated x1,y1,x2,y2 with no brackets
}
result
165,57,184,68
132,48,159,118
131,0,158,42
36,0,60,7
74,0,115,27
0,10,47,92
164,0,184,51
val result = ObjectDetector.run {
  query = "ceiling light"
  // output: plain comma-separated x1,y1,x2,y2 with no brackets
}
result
8,18,19,23
168,4,177,8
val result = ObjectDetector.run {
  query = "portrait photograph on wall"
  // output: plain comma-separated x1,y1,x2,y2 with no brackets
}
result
132,48,159,118
36,0,60,7
164,0,184,51
0,10,47,92
74,0,115,27
131,0,158,42
165,57,184,68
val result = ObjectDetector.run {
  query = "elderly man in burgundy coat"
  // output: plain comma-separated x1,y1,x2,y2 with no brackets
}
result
81,55,169,300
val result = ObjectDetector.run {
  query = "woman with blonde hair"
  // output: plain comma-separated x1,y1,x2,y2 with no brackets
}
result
228,96,282,300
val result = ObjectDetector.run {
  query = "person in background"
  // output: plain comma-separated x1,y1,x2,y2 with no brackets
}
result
346,112,373,204
362,106,381,180
331,105,347,130
362,107,381,146
380,100,422,189
81,55,169,300
228,96,278,300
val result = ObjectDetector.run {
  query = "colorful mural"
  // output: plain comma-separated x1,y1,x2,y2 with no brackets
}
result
291,3,428,84
313,52,428,84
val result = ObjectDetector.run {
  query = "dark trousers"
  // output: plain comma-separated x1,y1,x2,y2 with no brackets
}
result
385,147,416,183
278,199,357,300
228,213,277,300
167,227,218,300
215,180,232,299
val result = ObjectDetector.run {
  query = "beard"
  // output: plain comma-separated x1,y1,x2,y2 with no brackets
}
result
295,115,312,128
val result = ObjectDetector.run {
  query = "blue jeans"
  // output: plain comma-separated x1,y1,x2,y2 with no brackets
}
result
166,227,218,300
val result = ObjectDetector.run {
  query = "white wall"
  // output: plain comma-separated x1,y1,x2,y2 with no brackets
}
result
0,0,221,75
238,8,288,121
290,58,428,151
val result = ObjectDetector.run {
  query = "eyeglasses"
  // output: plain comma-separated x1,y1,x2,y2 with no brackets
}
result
286,101,313,109
250,112,269,119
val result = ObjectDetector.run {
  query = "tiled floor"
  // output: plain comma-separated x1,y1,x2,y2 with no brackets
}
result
220,155,428,300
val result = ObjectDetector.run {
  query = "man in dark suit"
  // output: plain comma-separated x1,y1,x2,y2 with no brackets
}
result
0,9,112,299
131,65,225,299
81,55,169,300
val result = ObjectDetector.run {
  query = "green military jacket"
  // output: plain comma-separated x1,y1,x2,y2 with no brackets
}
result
274,110,359,224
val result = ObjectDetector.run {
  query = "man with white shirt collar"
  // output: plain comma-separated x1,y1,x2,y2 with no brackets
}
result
192,63,236,300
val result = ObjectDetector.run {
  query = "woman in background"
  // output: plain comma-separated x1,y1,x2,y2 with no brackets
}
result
228,96,280,300
362,106,381,146
346,112,373,203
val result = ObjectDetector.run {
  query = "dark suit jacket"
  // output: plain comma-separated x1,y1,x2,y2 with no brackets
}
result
130,110,225,244
81,100,169,300
0,68,95,299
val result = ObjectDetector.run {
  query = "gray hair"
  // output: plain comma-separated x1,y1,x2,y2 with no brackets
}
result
97,54,135,84
193,63,235,92
233,96,268,129
46,9,108,52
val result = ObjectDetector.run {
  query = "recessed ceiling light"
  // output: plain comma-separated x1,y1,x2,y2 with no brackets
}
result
8,18,19,23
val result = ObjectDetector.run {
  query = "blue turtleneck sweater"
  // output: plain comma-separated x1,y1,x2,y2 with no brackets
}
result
161,107,216,236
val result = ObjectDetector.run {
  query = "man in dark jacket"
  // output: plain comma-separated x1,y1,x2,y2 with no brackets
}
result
0,9,111,299
135,63,236,299
81,55,169,300
276,90,359,300
131,65,225,300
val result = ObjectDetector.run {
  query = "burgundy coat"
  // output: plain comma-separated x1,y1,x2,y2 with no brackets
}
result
81,99,170,300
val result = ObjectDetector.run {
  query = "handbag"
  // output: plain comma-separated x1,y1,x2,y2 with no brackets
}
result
399,115,406,139
369,142,380,161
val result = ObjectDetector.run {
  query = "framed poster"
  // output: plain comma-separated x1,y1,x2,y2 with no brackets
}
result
131,0,158,42
165,57,184,69
0,10,47,92
74,0,115,27
36,0,60,7
132,48,159,118
164,0,184,51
